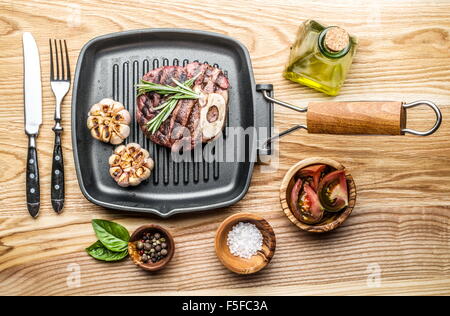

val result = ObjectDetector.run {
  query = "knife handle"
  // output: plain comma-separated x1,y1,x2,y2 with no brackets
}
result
26,135,40,217
51,126,64,213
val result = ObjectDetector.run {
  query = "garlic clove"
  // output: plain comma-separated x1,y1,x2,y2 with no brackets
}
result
91,125,103,141
126,143,141,154
108,154,121,166
114,144,126,155
110,101,125,113
110,124,130,145
144,158,154,171
115,109,131,125
110,133,123,145
131,151,145,165
101,126,112,143
88,103,103,116
128,175,141,186
109,166,123,179
99,98,115,108
116,172,130,187
87,116,102,130
120,160,133,172
115,124,130,139
140,148,150,160
136,167,151,180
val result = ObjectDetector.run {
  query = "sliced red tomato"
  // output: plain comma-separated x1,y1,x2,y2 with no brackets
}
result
290,179,323,224
291,183,324,224
297,183,324,224
298,164,326,192
318,169,349,212
289,178,303,215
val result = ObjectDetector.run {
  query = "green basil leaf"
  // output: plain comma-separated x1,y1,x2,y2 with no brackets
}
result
86,241,128,262
91,219,130,252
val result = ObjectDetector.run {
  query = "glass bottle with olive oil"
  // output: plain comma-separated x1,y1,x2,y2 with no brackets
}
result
284,20,357,96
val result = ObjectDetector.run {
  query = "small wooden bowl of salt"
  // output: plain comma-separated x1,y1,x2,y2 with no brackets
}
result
215,213,276,275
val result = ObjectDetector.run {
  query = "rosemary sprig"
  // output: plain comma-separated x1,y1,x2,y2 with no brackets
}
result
137,81,198,98
146,98,179,134
140,73,201,134
136,72,200,97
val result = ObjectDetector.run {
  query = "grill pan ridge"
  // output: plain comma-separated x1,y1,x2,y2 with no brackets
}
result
72,29,273,217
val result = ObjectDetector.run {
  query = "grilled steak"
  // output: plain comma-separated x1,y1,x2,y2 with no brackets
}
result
136,62,229,151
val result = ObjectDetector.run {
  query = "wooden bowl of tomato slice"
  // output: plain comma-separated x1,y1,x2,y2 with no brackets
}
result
280,157,357,233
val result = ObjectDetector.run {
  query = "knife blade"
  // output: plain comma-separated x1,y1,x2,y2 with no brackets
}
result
23,32,42,218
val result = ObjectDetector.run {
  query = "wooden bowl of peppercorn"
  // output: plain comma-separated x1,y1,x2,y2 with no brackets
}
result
128,224,175,272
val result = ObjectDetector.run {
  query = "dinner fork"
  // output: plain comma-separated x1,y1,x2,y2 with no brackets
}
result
49,39,70,213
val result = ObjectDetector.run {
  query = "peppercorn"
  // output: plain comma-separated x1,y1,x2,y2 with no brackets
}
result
136,230,168,264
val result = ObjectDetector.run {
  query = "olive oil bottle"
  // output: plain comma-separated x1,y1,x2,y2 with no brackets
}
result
284,20,357,96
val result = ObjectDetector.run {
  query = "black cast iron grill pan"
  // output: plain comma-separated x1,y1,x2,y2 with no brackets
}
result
72,29,274,217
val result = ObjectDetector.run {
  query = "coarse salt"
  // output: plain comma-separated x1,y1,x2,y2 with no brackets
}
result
227,222,263,259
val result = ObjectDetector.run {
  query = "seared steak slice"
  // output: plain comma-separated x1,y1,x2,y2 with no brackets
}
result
136,62,229,151
136,66,186,148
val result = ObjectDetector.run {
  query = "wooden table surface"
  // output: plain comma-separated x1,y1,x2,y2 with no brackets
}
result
1,0,449,296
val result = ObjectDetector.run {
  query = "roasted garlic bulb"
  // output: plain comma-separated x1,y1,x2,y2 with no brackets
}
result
87,98,131,145
109,143,154,187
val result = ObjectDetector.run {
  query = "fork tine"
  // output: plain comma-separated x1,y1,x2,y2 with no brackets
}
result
54,39,59,80
59,40,64,80
64,40,70,81
49,39,54,80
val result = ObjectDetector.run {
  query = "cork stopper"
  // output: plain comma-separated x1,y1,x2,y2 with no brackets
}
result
324,27,349,52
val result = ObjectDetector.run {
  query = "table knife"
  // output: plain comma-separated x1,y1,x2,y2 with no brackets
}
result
23,32,42,218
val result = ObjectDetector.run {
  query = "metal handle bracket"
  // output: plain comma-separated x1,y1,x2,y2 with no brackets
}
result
401,100,442,136
256,85,308,150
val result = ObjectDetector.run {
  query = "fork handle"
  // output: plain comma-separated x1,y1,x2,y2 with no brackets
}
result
51,125,64,213
26,135,40,218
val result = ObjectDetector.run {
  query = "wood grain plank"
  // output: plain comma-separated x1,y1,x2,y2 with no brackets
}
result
0,0,449,296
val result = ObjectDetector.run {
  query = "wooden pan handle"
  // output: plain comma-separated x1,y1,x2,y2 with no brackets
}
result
306,101,406,135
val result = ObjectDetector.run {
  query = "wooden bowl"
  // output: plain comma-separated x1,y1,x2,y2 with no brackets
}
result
280,157,357,233
215,213,276,275
128,224,175,272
